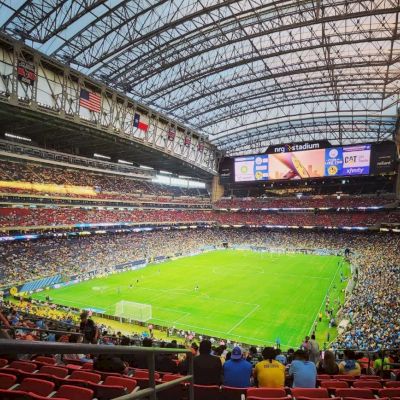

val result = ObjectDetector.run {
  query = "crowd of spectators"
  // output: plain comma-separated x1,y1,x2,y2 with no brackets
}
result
0,207,399,228
0,160,209,200
1,297,399,390
215,196,397,209
1,228,399,351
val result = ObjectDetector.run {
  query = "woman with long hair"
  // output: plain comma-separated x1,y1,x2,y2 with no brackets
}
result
316,350,339,374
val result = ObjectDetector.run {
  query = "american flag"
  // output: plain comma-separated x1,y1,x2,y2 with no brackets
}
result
80,88,101,112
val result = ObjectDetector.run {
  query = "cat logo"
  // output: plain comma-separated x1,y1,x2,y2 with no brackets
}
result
328,165,338,176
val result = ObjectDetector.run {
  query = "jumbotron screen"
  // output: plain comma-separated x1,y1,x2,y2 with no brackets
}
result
234,144,371,182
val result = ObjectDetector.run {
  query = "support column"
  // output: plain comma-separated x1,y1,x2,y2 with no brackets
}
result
395,115,400,199
210,175,225,203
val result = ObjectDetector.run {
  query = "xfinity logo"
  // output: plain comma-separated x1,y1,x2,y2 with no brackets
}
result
273,142,321,153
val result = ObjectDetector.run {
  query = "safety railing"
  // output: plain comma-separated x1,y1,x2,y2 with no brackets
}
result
0,339,194,400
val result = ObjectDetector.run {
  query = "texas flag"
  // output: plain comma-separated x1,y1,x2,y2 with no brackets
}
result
133,113,149,132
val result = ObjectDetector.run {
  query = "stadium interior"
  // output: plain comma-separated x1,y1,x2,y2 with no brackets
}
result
0,1,399,400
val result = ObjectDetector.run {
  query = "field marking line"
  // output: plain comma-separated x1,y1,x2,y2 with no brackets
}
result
227,304,260,334
308,257,343,336
172,312,191,324
136,286,259,307
149,318,296,347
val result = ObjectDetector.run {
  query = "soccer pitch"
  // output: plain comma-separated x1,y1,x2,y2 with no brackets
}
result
32,250,348,348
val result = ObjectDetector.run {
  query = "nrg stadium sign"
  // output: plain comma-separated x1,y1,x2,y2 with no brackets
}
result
266,140,331,154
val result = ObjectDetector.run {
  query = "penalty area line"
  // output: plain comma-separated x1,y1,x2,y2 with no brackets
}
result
227,304,260,334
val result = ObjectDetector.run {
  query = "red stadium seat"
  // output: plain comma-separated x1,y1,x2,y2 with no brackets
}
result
247,398,290,400
333,375,359,381
33,356,56,365
335,388,375,398
247,388,287,398
378,388,400,398
86,382,127,400
296,397,341,400
0,389,38,399
343,398,388,400
9,361,37,373
359,375,381,380
221,385,248,400
320,380,349,389
162,374,184,382
0,359,9,368
317,375,332,381
291,388,329,398
0,373,17,389
385,382,400,388
56,384,94,400
18,378,55,396
353,380,382,389
69,370,101,383
103,376,137,392
133,369,160,379
39,365,68,378
193,384,221,400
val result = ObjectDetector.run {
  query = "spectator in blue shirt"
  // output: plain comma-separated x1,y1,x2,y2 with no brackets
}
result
223,347,252,388
289,349,317,388
275,349,287,365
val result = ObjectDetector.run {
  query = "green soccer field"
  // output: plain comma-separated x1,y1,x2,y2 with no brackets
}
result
32,250,349,349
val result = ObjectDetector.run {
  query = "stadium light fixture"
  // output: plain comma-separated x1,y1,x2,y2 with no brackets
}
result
139,164,153,170
5,132,31,142
93,153,111,160
159,170,172,175
118,159,133,165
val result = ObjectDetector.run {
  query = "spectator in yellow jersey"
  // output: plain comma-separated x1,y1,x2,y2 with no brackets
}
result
254,347,285,388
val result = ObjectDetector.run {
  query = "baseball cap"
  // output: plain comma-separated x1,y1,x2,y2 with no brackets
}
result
231,346,242,360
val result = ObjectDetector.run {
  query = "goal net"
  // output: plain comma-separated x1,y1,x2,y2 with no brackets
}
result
115,301,152,322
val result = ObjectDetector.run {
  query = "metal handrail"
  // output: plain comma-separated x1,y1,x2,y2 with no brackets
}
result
0,339,194,400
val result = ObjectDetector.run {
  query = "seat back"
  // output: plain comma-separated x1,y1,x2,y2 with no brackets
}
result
335,388,375,398
221,385,247,400
19,377,55,396
162,374,184,382
0,373,16,389
0,359,8,368
39,365,68,378
133,370,160,379
0,389,38,399
379,388,400,398
34,356,56,365
320,380,349,389
247,398,288,400
69,370,101,383
9,361,37,373
353,380,382,389
385,382,400,388
56,384,94,400
247,388,287,398
317,375,331,380
87,382,126,400
291,388,329,398
104,376,137,392
194,384,221,400
359,375,380,380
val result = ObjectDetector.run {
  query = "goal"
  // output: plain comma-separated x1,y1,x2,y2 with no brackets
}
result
115,300,152,322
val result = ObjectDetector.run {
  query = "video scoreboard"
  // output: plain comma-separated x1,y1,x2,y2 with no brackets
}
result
219,141,396,184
